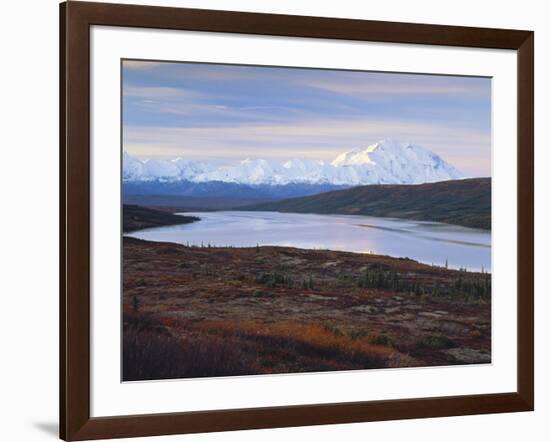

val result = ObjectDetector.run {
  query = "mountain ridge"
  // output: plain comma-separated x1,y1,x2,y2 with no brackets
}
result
241,177,491,230
123,139,464,187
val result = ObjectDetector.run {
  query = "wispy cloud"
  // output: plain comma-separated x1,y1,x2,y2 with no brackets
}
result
122,60,491,176
123,117,490,176
307,78,490,98
123,85,196,98
123,60,164,70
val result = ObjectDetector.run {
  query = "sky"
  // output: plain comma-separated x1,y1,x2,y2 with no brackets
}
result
122,60,492,177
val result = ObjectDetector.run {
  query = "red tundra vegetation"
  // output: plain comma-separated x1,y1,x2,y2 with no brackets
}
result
123,237,491,381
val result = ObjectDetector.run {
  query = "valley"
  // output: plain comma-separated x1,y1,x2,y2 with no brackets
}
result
121,143,491,380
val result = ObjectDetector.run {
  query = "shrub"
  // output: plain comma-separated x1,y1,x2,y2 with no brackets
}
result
122,314,415,380
323,323,344,337
301,274,314,290
205,321,401,371
470,329,483,339
369,333,393,347
419,293,431,304
348,329,370,340
357,269,405,292
255,272,293,288
415,334,456,350
122,318,257,381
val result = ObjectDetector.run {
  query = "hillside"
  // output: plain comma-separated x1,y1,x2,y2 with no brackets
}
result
243,178,491,230
123,205,199,233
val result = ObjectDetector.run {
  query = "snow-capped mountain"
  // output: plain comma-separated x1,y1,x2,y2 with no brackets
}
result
330,139,463,184
123,139,464,186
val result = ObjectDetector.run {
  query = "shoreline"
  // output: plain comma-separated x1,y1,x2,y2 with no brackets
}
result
125,236,491,274
125,208,491,273
122,204,200,233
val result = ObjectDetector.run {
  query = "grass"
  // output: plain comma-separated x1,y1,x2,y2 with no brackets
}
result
123,313,257,381
123,313,416,380
194,320,413,374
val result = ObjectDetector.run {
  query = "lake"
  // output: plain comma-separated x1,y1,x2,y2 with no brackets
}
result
126,211,491,272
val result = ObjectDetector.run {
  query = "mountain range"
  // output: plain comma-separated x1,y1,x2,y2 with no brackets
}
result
123,139,464,187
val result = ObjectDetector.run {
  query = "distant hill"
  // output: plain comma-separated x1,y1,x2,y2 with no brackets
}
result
123,180,348,204
123,205,199,233
242,178,491,230
123,194,272,211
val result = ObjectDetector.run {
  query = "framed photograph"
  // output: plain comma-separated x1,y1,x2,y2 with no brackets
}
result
60,1,534,440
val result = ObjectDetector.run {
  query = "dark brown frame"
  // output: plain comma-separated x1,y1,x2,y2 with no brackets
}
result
60,1,534,440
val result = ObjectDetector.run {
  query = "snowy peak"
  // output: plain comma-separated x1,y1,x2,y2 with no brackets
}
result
123,139,464,186
122,151,145,181
331,139,395,166
333,139,418,166
329,139,463,184
331,147,374,167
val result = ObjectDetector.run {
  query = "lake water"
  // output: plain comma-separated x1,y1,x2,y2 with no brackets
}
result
127,211,491,272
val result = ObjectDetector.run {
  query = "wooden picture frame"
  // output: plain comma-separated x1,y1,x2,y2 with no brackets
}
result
60,1,534,440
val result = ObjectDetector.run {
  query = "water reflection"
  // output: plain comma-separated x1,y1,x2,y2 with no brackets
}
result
126,211,491,272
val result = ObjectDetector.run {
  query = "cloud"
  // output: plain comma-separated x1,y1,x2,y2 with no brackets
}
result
123,85,196,99
123,60,164,70
306,76,490,98
130,99,287,121
122,117,491,176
